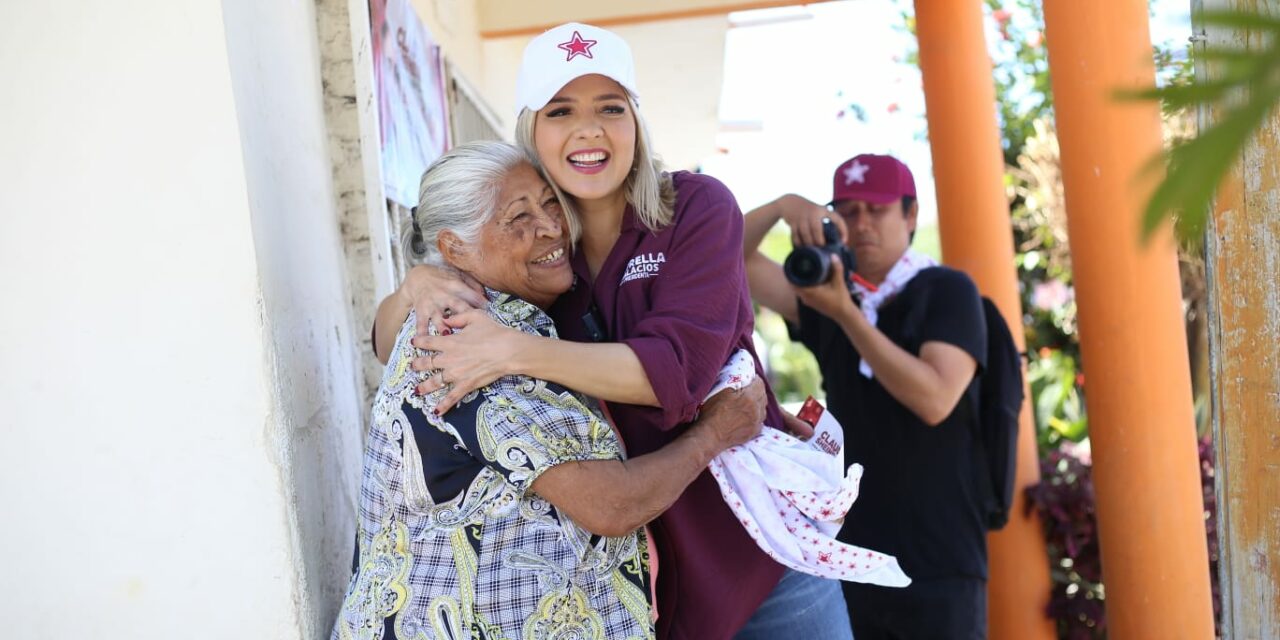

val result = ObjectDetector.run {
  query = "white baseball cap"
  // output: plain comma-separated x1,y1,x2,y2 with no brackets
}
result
514,22,639,115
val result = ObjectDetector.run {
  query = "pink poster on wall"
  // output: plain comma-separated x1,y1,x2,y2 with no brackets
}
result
370,0,450,207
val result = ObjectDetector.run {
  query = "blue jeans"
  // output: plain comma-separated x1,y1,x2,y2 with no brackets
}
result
734,569,854,640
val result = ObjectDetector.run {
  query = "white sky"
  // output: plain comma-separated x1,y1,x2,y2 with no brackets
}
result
701,0,1194,229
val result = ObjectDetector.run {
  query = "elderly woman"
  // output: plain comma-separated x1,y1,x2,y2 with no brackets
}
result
330,141,765,640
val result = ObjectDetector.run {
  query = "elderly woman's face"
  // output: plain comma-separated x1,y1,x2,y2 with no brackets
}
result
447,163,572,308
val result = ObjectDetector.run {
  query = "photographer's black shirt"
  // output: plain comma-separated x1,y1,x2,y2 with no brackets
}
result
789,266,990,581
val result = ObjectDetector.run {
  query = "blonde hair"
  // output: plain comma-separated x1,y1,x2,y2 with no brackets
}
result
515,95,676,237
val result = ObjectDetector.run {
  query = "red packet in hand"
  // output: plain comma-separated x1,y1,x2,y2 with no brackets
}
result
797,396,844,457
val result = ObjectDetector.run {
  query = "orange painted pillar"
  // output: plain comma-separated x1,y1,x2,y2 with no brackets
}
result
1041,1,1216,638
913,2,1056,639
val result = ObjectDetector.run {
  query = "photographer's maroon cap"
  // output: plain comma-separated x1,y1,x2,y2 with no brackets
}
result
830,154,917,205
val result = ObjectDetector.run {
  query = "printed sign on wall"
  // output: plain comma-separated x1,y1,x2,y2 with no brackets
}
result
370,0,449,207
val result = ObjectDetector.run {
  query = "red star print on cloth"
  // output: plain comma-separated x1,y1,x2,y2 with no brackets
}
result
557,30,597,61
704,349,912,586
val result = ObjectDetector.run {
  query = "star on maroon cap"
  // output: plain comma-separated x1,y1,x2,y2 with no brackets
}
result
557,30,597,61
830,154,916,205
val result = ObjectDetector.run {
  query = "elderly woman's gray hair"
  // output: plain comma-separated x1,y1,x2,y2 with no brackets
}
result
404,142,533,266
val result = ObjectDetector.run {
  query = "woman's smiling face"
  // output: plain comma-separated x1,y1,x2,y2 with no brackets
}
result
532,74,636,210
443,162,572,309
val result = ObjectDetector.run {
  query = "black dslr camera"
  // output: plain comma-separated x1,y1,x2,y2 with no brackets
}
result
783,217,857,292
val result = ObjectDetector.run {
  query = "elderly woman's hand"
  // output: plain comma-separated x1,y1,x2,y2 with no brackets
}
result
401,264,487,337
694,377,768,452
411,309,528,413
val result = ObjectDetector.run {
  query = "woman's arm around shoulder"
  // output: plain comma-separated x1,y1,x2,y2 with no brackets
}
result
412,310,660,414
372,264,487,364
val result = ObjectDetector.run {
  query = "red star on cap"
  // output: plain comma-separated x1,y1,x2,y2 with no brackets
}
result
558,30,597,61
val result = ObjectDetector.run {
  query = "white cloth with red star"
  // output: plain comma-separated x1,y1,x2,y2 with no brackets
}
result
706,350,912,586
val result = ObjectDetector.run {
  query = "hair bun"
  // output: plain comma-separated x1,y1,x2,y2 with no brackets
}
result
409,207,427,256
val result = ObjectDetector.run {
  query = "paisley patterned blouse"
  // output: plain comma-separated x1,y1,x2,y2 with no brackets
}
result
331,292,654,640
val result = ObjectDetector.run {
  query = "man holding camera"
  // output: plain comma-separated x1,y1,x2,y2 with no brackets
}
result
742,154,990,638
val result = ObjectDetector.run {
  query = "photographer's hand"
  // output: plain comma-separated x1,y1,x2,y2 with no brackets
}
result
777,194,848,247
794,252,859,322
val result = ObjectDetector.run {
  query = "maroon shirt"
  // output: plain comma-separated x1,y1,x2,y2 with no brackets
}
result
549,171,786,639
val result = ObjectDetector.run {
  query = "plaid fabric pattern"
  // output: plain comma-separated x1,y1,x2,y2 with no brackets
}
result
331,291,654,640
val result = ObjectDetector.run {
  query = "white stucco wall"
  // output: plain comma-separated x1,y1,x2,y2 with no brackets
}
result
221,0,367,636
318,0,398,406
0,1,363,637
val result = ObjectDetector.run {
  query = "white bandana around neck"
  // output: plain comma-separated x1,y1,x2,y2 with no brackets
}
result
852,248,938,379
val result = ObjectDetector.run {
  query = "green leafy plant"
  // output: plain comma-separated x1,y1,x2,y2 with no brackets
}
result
984,0,1054,166
1128,9,1280,242
1029,349,1089,452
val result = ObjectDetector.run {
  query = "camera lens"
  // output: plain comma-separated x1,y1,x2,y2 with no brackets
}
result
784,247,832,287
